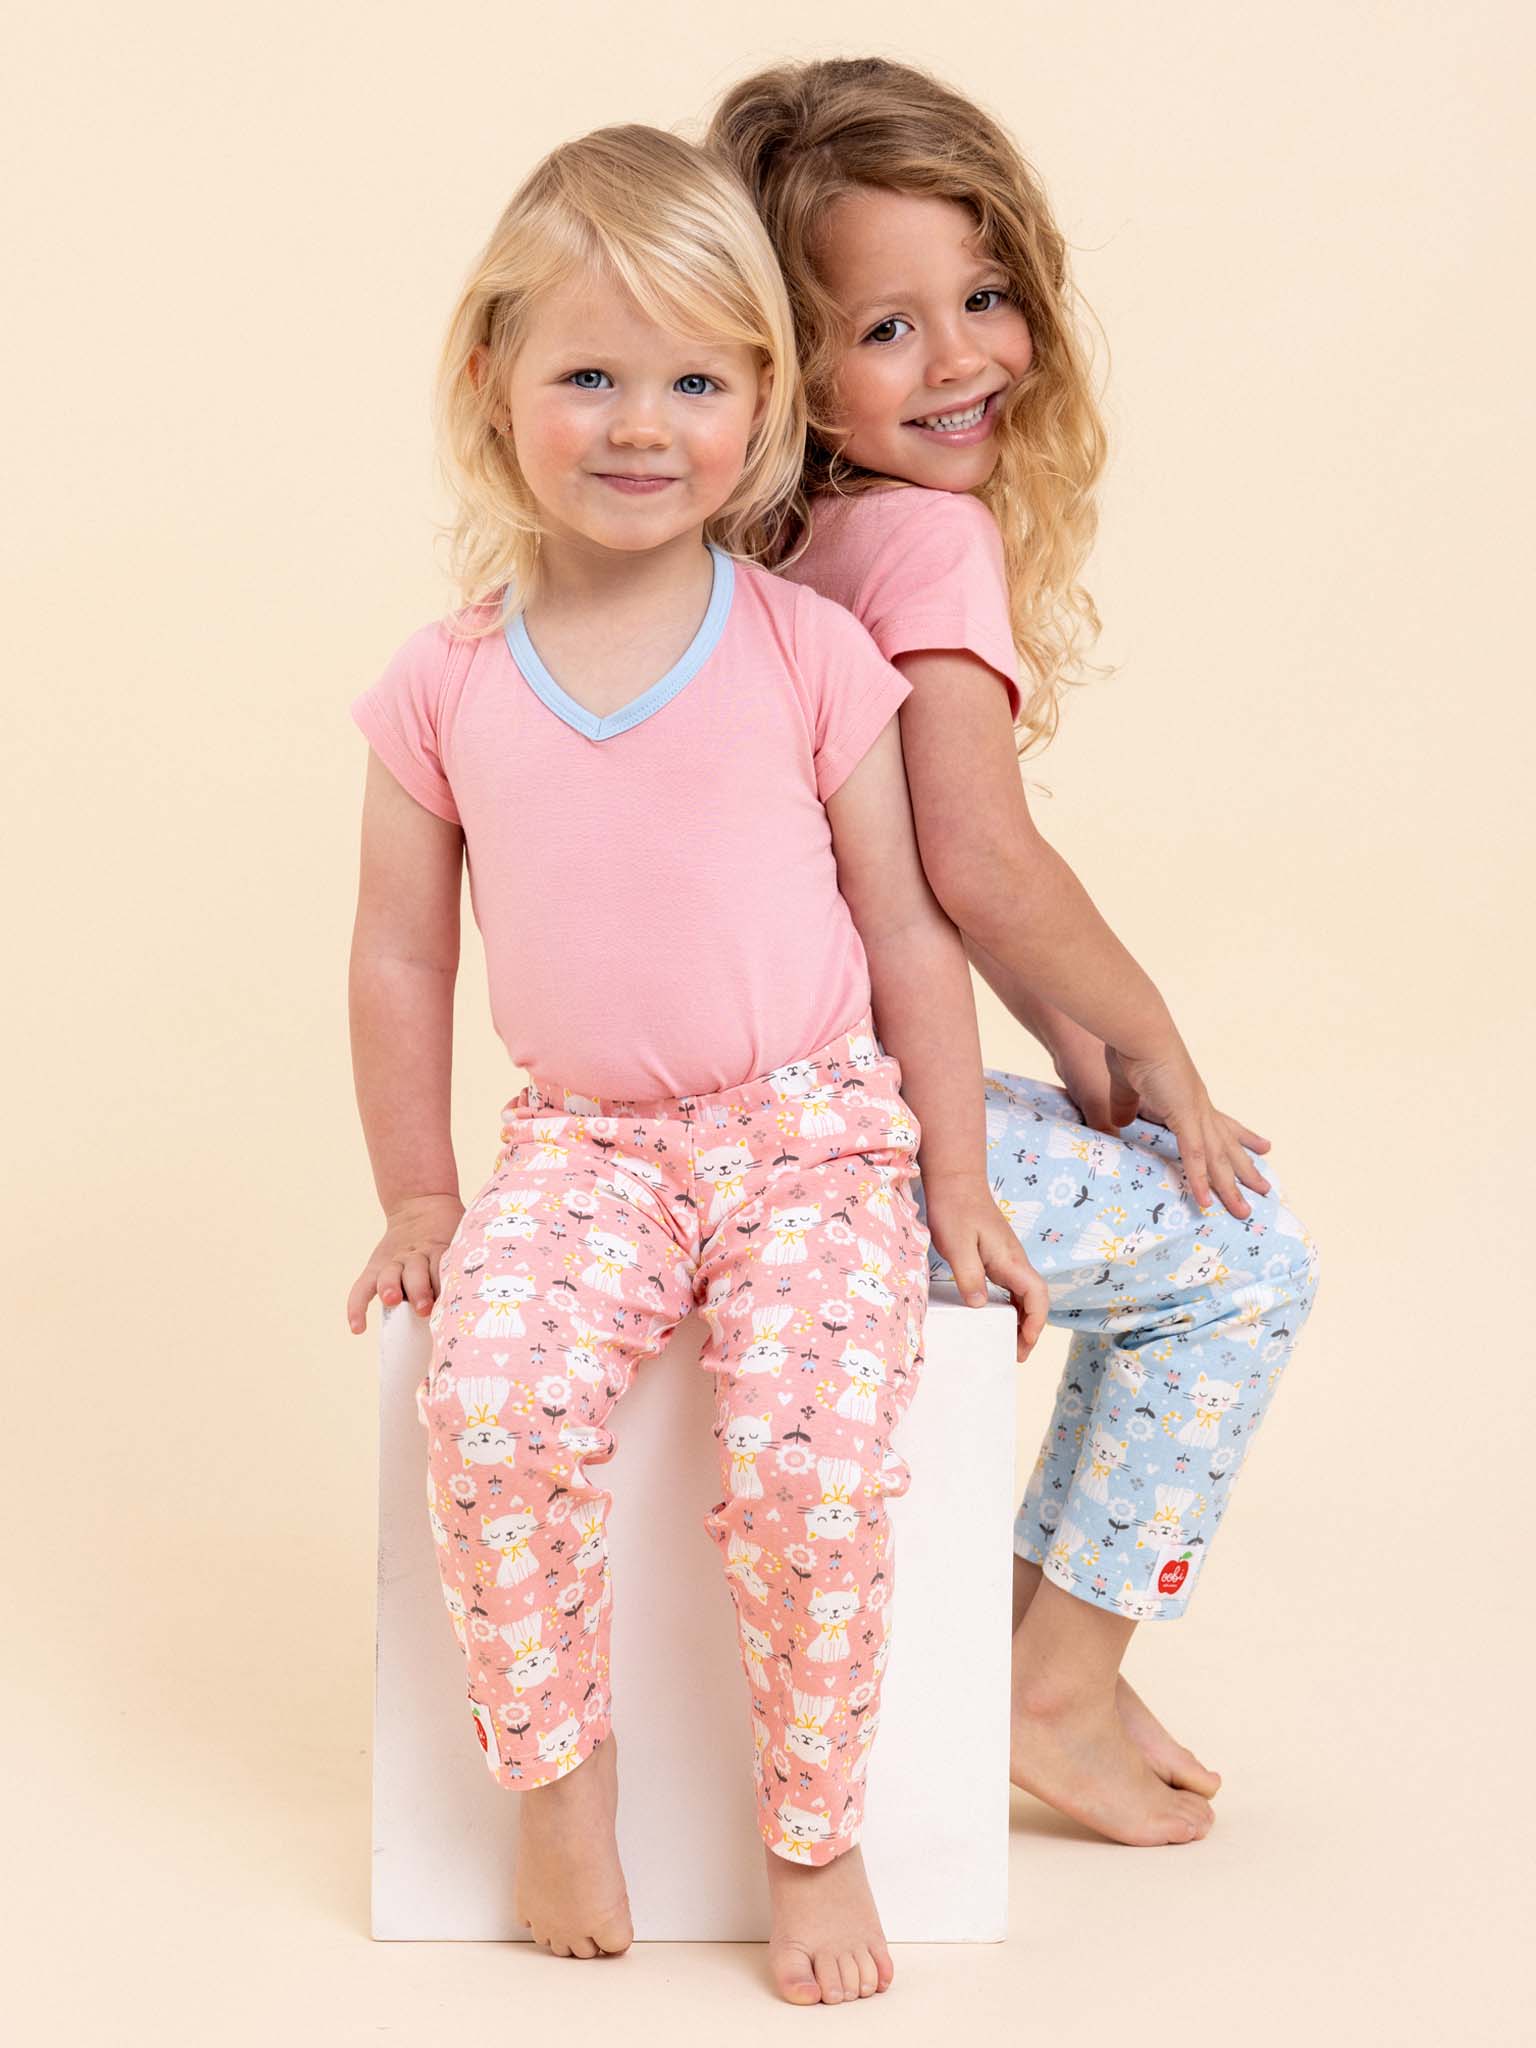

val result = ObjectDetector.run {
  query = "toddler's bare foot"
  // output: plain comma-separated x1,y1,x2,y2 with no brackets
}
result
513,1731,633,1958
1011,1668,1215,1846
763,1843,893,2006
1116,1677,1221,1797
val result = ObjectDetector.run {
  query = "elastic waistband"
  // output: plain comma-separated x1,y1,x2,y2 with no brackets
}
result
520,1008,887,1121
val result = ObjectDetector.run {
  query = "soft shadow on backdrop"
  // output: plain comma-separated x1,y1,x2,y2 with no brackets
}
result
6,4,1528,2041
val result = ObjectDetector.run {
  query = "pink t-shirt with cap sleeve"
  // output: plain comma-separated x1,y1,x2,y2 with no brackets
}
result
776,484,1023,720
349,547,910,1101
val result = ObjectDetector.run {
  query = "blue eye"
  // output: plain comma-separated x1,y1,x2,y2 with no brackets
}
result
567,369,611,389
677,373,718,396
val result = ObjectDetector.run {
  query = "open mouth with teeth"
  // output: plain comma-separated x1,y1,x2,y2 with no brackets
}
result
905,390,1000,432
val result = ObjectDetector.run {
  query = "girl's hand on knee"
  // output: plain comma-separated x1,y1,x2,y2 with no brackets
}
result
1103,1046,1272,1220
923,1175,1050,1361
347,1193,465,1333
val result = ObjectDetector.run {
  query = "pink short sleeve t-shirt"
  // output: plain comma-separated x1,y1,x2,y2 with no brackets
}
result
350,547,910,1100
776,484,1022,719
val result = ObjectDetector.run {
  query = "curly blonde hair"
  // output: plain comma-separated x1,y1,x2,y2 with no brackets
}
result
431,124,806,637
704,58,1111,753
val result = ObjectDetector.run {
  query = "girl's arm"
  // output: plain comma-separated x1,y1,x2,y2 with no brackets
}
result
963,936,1128,1133
825,717,1048,1358
892,648,1272,1218
345,750,467,1333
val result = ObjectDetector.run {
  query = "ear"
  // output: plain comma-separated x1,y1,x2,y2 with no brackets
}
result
469,342,510,434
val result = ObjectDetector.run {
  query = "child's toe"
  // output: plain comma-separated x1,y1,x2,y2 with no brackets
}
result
770,1943,821,2005
813,1951,844,2003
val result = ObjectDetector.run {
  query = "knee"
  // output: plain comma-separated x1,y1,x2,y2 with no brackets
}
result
1259,1193,1321,1304
424,1365,609,1502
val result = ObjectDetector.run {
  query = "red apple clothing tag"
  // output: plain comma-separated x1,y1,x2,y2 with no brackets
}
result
1157,1555,1191,1596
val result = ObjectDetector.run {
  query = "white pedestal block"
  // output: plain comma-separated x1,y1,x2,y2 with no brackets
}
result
371,1283,1015,1942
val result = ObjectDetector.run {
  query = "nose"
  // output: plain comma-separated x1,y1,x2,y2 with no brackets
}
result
923,320,988,390
609,397,670,450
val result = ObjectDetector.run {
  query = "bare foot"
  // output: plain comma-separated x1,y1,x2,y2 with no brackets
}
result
1011,1671,1215,1846
513,1731,634,1958
1116,1676,1221,1797
1011,1555,1220,1804
763,1844,893,2005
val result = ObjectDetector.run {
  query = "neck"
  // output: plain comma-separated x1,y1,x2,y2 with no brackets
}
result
525,525,712,618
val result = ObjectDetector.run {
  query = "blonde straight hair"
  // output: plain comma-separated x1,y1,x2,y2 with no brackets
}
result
432,124,807,636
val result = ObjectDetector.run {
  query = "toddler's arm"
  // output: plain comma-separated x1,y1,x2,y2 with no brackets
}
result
825,718,1048,1359
345,750,467,1333
892,647,1272,1220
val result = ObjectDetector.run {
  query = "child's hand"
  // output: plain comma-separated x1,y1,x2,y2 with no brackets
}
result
921,1173,1050,1362
1102,1045,1272,1220
347,1193,465,1334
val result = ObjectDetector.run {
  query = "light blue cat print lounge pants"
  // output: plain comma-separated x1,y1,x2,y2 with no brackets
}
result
921,1071,1321,1621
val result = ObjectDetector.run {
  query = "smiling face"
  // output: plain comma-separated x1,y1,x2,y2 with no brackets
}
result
811,188,1034,490
489,261,772,557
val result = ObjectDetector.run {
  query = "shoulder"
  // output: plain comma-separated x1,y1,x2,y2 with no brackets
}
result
385,606,494,690
811,485,1002,585
731,554,880,649
877,484,1002,547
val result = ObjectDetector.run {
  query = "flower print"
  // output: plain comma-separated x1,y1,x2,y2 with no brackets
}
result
1048,1175,1077,1207
487,1474,504,1496
586,1118,620,1144
1128,1415,1154,1441
1108,1496,1136,1526
545,1494,572,1524
1037,1500,1062,1532
772,1748,791,1780
1210,1448,1235,1475
777,1444,815,1477
824,1221,855,1246
866,1581,888,1612
535,1374,571,1410
1061,1389,1085,1419
1091,1574,1108,1595
582,1692,606,1724
498,1700,531,1731
449,1474,477,1505
784,1543,816,1578
565,1191,597,1221
819,1300,852,1331
848,1681,875,1712
470,1617,497,1641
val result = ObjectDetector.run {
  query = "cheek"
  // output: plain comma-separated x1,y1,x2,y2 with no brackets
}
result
517,400,590,476
1004,314,1035,377
830,350,894,430
685,408,756,479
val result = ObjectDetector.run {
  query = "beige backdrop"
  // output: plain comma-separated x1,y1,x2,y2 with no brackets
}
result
7,3,1530,2041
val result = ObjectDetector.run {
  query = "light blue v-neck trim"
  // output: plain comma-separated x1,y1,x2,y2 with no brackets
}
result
504,543,735,742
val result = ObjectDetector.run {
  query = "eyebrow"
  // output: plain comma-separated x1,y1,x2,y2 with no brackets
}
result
846,260,1007,324
541,336,741,365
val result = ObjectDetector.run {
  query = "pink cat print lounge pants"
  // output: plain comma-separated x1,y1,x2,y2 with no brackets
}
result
415,1012,930,1866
